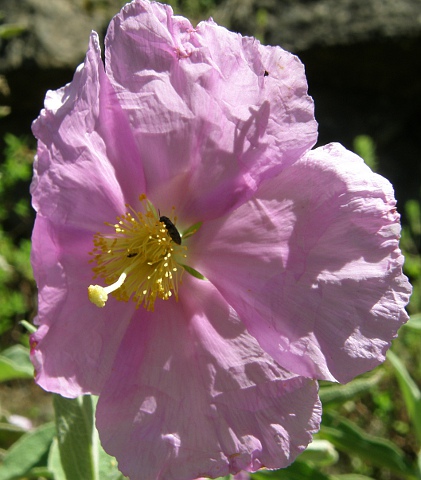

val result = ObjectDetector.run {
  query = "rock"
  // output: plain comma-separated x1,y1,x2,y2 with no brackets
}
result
0,0,124,117
0,0,125,70
216,0,421,51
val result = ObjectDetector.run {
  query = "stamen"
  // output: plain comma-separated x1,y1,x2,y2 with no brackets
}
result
87,195,188,311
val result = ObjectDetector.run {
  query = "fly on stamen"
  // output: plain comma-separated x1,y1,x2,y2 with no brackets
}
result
160,216,182,245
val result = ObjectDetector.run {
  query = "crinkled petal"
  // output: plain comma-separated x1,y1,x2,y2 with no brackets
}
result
96,276,321,480
31,32,144,230
30,216,134,397
190,143,411,383
105,0,317,221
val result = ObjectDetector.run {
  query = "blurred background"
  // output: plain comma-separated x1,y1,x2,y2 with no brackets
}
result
0,1,420,479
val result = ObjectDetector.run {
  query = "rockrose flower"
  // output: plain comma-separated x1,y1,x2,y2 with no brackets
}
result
30,0,411,479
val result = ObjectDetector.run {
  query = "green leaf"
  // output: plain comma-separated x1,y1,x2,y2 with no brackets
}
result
387,350,421,445
320,412,414,477
20,319,37,334
181,264,207,280
251,460,333,479
331,475,376,480
0,24,27,40
298,439,338,466
53,395,127,480
0,345,33,382
319,373,382,407
353,135,377,171
418,451,421,479
48,437,66,480
25,466,54,479
405,200,421,236
181,221,202,239
0,422,26,450
0,422,55,480
54,394,98,480
402,313,421,331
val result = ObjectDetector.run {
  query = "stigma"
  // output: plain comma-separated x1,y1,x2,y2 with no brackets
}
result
88,195,186,311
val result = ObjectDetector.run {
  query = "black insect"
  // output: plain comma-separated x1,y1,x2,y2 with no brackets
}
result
160,216,182,245
264,70,269,77
127,252,138,258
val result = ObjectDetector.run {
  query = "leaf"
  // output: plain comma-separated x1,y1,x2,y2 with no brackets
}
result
402,313,421,331
20,319,37,334
0,422,55,480
53,394,127,480
319,373,382,407
0,345,33,381
298,439,338,466
25,466,54,478
387,350,421,445
181,221,202,239
330,475,376,480
353,135,377,171
320,412,414,477
405,200,421,236
53,394,97,480
251,460,333,479
0,422,26,449
0,24,27,40
48,437,66,480
181,263,207,280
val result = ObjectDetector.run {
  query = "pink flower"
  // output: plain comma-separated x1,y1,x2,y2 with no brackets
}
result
30,1,411,479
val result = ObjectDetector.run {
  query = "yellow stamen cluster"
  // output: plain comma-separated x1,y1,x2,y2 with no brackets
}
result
88,195,186,311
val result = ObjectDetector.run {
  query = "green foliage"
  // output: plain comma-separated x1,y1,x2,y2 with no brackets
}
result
165,0,219,21
401,197,421,315
252,462,333,480
53,395,127,480
53,396,97,480
0,394,127,480
0,134,35,341
353,135,378,171
0,344,33,381
0,24,26,40
313,367,421,479
254,8,269,43
298,439,339,467
387,351,421,447
0,422,55,480
320,412,415,477
319,373,383,407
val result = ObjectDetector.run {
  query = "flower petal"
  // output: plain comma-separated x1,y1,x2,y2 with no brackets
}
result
30,216,134,397
31,32,144,230
96,276,321,479
105,0,317,221
190,143,411,383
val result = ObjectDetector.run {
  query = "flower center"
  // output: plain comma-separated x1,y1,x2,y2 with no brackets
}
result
88,194,187,311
